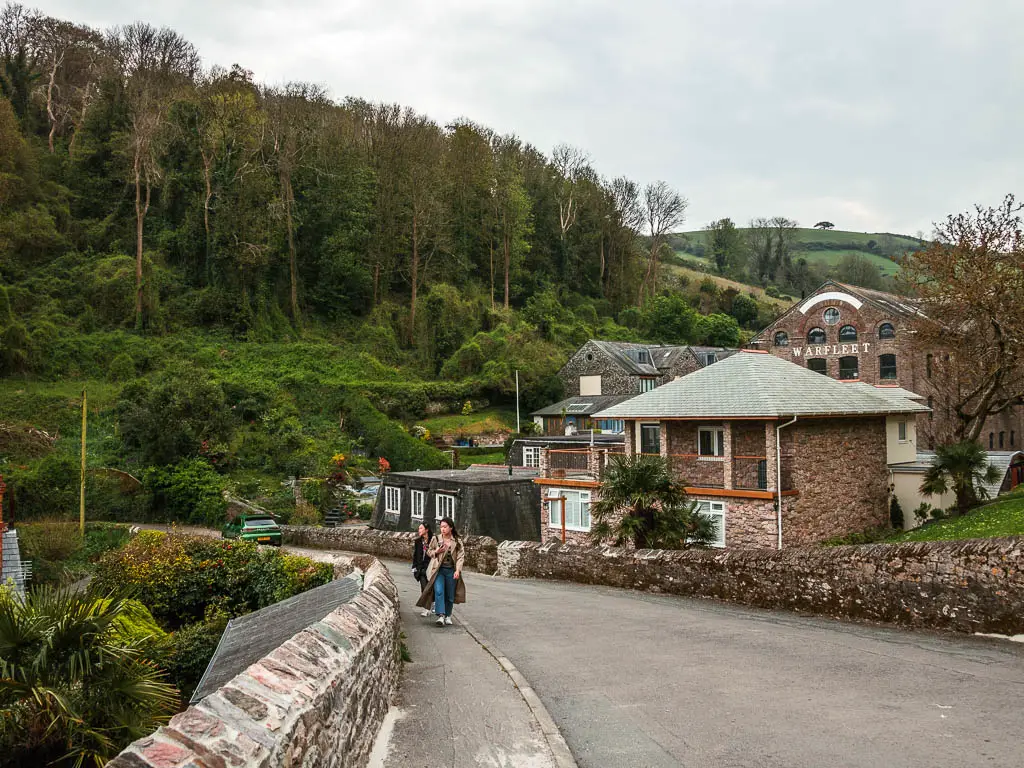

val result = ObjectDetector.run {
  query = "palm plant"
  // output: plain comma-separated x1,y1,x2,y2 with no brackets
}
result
590,454,718,549
920,441,1000,517
0,585,179,768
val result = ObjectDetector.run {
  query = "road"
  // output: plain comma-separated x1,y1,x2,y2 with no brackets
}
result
450,572,1024,768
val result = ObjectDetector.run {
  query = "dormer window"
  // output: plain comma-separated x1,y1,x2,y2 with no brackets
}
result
635,349,650,364
704,353,717,366
807,327,826,345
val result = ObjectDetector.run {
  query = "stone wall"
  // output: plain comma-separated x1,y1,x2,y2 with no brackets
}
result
109,559,400,768
282,526,499,574
496,537,1024,635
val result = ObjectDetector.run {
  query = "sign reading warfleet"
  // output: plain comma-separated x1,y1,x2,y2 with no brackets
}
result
792,343,872,358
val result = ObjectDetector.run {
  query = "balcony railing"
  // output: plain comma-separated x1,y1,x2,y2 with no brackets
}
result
733,455,768,491
547,449,589,476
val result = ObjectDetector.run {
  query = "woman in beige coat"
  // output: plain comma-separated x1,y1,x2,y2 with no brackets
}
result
415,517,466,626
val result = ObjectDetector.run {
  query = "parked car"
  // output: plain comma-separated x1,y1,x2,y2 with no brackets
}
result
222,514,282,546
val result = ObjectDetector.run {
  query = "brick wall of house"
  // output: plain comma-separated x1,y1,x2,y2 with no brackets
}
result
784,417,890,545
559,340,640,397
495,537,1024,635
109,559,400,768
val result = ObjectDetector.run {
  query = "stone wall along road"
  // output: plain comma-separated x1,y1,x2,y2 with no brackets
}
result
497,536,1024,635
109,558,400,768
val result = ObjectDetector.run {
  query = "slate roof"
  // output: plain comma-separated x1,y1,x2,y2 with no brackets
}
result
586,340,734,376
2,530,25,595
531,394,636,417
595,350,931,419
387,467,540,484
191,573,361,703
513,434,625,446
851,384,926,404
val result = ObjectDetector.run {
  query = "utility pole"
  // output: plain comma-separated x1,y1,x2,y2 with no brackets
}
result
515,369,520,433
80,389,87,535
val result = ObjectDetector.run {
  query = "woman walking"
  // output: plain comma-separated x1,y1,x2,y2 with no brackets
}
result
415,517,466,626
411,523,433,617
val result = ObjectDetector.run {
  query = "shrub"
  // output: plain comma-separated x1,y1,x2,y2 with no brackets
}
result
889,495,904,530
341,392,449,471
166,611,229,702
108,352,136,382
143,458,227,526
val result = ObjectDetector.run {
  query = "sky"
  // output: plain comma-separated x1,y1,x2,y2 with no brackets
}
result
29,0,1024,236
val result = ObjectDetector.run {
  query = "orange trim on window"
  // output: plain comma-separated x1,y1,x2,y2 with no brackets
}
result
534,478,601,489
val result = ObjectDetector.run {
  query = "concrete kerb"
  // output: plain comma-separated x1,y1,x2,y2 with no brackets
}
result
456,610,578,768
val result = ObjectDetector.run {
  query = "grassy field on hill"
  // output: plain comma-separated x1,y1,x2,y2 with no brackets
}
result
888,489,1024,543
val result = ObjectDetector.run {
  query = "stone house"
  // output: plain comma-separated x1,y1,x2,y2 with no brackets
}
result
534,350,930,549
749,279,1024,452
534,340,735,435
508,433,626,471
370,466,542,542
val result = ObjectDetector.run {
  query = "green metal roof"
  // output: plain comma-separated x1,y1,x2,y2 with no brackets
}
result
594,351,931,419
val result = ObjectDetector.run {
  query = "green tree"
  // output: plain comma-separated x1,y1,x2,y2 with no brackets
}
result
0,586,178,767
920,441,1000,517
833,252,883,290
638,293,699,344
704,217,745,275
589,454,717,549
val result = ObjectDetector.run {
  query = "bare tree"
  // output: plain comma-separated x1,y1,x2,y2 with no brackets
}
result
901,194,1024,443
109,22,199,328
551,143,589,241
638,180,687,305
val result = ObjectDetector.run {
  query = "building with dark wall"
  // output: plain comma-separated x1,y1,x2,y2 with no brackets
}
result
370,466,542,542
749,280,1024,452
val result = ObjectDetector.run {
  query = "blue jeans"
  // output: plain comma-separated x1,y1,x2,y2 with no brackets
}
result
434,565,456,617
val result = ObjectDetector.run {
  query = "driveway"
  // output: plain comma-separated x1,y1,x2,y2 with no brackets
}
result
453,573,1024,768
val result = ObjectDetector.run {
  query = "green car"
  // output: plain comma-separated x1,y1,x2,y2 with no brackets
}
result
222,514,283,546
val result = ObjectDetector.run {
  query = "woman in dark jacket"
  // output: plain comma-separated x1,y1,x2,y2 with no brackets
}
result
412,522,434,617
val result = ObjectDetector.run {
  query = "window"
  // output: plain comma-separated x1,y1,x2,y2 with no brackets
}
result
596,419,624,433
823,307,840,325
640,423,661,455
522,446,541,468
989,432,995,450
704,353,717,366
698,427,725,458
639,378,656,393
566,403,592,413
839,325,858,342
774,331,789,347
546,489,591,531
385,486,401,514
435,493,456,521
926,353,933,378
411,490,425,519
898,421,908,442
695,500,726,547
807,327,826,345
838,356,859,380
879,323,895,339
927,396,934,420
579,374,602,396
635,349,651,364
807,358,828,375
879,354,897,380
1000,432,1005,449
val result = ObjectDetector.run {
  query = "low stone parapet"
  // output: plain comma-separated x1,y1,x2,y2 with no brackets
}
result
283,525,499,573
109,558,400,768
496,537,1024,635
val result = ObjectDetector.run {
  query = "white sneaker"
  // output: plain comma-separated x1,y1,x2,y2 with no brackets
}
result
435,615,445,626
444,616,453,626
420,609,431,617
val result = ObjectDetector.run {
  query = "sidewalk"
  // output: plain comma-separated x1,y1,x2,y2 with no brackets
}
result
282,548,563,768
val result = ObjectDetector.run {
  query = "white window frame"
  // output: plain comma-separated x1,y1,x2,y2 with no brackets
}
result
435,492,456,522
385,486,401,514
698,427,725,459
704,352,717,366
411,489,425,519
897,420,908,443
639,378,656,393
695,499,726,547
546,489,591,532
638,422,661,455
522,446,541,468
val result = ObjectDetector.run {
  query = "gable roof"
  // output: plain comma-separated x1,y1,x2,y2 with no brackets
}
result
750,279,924,344
572,340,734,377
595,350,931,419
531,394,636,417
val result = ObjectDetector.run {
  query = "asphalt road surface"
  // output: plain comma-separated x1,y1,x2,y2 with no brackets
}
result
452,573,1024,768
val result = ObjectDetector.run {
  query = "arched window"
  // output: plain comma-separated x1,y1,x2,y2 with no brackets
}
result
774,331,789,347
838,356,859,380
879,354,897,380
807,327,826,345
839,325,858,342
989,433,995,450
807,358,827,375
878,322,895,339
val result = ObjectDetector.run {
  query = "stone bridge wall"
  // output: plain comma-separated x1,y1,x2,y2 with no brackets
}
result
496,537,1024,635
109,559,400,768
283,526,499,574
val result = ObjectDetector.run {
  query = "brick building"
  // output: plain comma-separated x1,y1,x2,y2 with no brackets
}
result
749,280,1024,452
534,351,928,549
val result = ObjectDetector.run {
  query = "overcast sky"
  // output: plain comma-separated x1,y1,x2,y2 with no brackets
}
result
31,0,1024,235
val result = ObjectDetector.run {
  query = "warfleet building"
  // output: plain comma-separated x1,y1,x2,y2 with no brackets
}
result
749,280,1024,452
